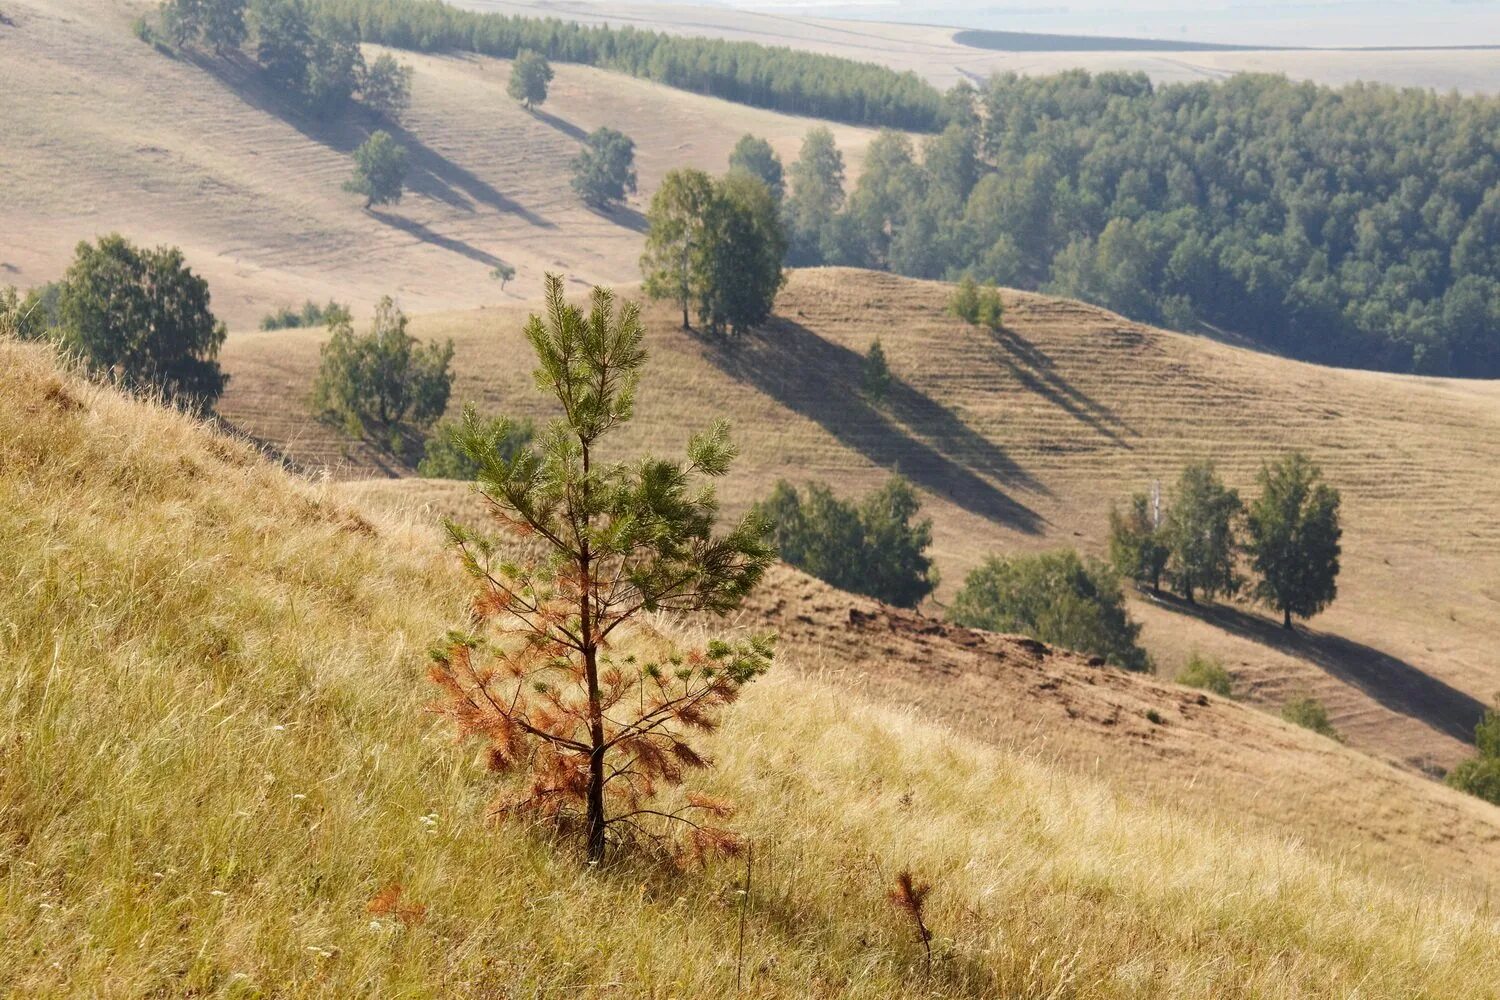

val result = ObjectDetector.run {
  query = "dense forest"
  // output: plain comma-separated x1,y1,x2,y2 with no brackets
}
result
789,72,1500,377
306,0,945,129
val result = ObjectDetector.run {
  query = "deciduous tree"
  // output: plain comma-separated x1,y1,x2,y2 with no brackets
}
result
570,127,637,208
1164,461,1242,604
1109,489,1169,594
360,52,413,121
345,130,409,208
1244,452,1341,629
311,296,453,449
56,235,227,411
641,168,715,329
728,134,785,202
783,126,844,266
429,275,775,862
697,172,786,335
508,49,552,109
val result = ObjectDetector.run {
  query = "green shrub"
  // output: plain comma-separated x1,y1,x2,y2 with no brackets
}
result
1446,757,1500,806
1281,697,1342,741
260,299,349,331
1177,653,1233,698
310,296,453,454
1,283,59,341
949,275,1003,329
754,476,936,608
1446,699,1500,805
417,409,533,480
947,549,1151,672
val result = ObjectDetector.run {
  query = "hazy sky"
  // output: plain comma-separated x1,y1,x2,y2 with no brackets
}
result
732,1,1500,48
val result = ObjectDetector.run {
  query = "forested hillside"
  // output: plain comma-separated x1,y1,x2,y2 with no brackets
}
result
310,0,946,129
791,72,1500,376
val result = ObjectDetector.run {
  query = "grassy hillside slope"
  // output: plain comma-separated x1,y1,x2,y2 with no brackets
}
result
6,345,1500,997
0,0,878,329
220,269,1500,783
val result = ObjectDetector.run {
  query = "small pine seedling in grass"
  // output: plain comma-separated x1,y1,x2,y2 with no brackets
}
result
1177,653,1234,698
1282,696,1342,742
862,338,891,403
888,869,933,979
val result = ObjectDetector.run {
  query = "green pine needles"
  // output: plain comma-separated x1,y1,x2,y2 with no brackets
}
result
430,274,776,863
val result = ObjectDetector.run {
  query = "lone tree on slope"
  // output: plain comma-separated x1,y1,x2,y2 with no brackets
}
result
429,274,775,863
344,130,409,209
1244,452,1342,629
508,50,553,110
570,127,637,209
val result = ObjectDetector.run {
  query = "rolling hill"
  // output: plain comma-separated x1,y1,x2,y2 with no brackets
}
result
219,268,1500,791
0,0,880,329
467,0,1500,94
5,338,1500,997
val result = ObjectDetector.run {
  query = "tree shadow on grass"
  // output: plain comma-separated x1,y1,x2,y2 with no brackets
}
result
531,106,588,142
193,52,551,226
704,316,1048,535
369,210,507,269
1149,592,1487,745
988,326,1136,445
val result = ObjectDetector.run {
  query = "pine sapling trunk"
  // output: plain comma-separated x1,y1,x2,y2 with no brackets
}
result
580,442,608,863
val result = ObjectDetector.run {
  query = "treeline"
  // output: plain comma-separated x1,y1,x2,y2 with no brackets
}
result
781,72,1500,377
304,0,945,129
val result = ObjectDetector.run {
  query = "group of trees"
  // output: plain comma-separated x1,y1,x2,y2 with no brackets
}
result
641,168,785,335
305,0,945,129
752,477,937,608
2,235,227,412
777,73,1500,376
155,0,413,121
1109,454,1342,628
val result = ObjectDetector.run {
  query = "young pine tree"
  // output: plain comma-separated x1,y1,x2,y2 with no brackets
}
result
1244,452,1342,629
862,338,892,403
429,275,775,863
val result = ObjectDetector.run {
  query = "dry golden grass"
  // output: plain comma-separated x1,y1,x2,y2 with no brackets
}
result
7,339,1500,997
0,0,881,329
